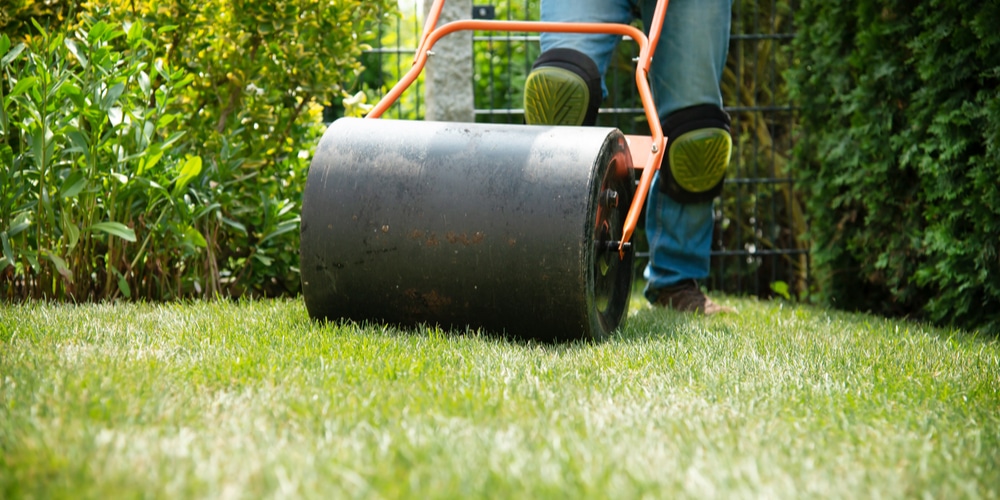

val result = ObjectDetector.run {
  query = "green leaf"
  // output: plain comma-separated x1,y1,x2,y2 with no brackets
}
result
183,225,207,248
0,42,24,67
0,146,12,173
64,38,88,69
127,20,145,47
259,218,300,245
104,28,126,43
66,131,92,163
46,73,69,101
88,21,109,44
174,74,195,88
173,155,202,194
63,218,80,253
9,212,31,237
221,216,248,235
137,150,163,176
9,77,38,98
153,58,166,76
194,203,221,221
115,269,131,298
138,70,151,95
108,106,124,126
59,81,83,99
276,200,296,218
160,130,187,149
30,128,47,173
770,281,791,301
101,82,126,111
156,114,177,128
88,221,137,242
44,250,74,284
61,171,87,199
30,19,48,39
25,250,39,272
0,35,9,60
0,231,14,269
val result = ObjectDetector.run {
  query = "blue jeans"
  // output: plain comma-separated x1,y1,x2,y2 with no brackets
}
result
538,0,731,298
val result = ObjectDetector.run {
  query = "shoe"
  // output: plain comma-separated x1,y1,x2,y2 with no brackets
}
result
650,280,736,315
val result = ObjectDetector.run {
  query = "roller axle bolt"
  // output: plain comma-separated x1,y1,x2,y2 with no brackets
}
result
601,189,619,208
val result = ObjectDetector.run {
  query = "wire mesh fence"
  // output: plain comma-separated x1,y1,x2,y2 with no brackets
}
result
348,0,806,299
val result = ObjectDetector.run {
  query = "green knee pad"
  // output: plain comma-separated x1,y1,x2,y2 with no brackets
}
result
523,48,602,126
670,128,732,193
659,105,732,204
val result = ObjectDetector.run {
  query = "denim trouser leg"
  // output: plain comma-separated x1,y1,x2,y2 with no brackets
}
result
538,0,731,299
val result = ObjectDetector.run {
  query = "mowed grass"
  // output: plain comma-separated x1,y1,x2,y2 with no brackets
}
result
1,296,997,499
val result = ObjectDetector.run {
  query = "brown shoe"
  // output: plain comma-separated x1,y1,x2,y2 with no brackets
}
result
651,280,736,315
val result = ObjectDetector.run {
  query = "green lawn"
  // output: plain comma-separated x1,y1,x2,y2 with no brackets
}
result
1,296,997,499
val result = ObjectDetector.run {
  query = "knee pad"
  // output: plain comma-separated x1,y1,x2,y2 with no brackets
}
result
523,48,602,126
658,104,732,204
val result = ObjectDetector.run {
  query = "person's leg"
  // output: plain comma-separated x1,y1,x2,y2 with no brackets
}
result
524,0,636,125
641,0,731,117
538,0,635,95
638,0,733,309
642,178,715,290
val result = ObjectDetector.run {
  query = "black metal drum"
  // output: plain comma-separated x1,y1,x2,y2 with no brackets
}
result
300,118,634,341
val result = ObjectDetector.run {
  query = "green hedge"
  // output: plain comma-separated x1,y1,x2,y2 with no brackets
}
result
790,0,1000,333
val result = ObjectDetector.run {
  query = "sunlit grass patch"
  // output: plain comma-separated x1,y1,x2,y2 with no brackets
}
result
1,298,997,498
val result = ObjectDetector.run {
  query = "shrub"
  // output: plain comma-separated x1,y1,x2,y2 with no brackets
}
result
790,0,1000,333
1,0,395,300
1,19,196,300
0,0,79,41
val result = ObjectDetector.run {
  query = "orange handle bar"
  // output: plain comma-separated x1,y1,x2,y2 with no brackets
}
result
366,0,671,255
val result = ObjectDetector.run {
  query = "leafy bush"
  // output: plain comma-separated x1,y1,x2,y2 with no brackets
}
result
0,0,79,40
790,0,1000,333
1,0,395,300
1,20,196,300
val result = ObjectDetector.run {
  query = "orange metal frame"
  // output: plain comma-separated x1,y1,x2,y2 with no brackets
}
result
366,0,671,254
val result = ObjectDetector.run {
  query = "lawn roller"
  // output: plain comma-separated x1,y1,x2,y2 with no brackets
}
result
300,0,670,341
